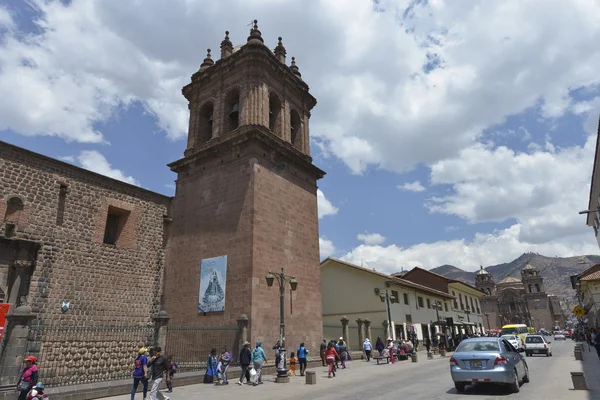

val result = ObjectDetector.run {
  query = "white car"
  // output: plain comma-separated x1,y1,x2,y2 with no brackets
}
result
501,335,523,352
524,335,552,357
554,331,566,340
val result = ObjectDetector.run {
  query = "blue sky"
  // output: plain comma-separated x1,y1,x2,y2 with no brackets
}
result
1,0,600,274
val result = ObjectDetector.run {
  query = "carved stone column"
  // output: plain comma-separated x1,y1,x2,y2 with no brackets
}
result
383,320,389,339
153,310,170,351
356,318,365,350
340,316,350,344
364,318,372,341
237,314,249,357
0,305,37,386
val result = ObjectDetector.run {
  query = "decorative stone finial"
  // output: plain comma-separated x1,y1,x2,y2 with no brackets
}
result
247,19,264,44
200,49,214,70
290,56,302,78
221,30,234,58
274,36,286,64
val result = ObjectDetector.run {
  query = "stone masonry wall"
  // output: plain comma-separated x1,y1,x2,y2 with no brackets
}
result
0,141,170,325
164,154,255,327
250,159,322,352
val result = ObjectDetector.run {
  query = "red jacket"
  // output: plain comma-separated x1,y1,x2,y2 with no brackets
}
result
324,347,339,360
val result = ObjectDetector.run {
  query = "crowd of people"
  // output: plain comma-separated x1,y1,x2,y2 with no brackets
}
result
16,331,487,399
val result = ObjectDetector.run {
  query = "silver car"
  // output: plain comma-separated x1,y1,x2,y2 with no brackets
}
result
450,337,530,393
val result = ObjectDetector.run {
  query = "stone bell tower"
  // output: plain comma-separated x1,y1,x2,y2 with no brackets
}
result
164,21,325,351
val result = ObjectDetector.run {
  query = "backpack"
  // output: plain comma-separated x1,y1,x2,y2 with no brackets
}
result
170,362,178,374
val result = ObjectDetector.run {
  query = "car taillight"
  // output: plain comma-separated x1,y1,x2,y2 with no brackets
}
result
449,357,459,366
494,356,508,365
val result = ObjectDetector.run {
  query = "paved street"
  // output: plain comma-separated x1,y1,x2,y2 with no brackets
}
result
101,340,595,400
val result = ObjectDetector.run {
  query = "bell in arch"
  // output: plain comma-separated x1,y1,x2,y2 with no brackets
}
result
229,102,239,120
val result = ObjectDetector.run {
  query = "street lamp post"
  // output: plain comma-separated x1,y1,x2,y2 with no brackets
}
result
265,268,298,383
375,286,395,338
465,306,471,334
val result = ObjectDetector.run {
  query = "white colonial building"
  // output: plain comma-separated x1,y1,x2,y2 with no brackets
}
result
321,258,479,350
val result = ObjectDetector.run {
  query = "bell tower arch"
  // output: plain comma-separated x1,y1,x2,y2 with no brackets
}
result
164,22,325,351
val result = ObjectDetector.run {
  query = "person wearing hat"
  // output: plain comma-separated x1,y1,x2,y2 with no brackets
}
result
26,382,47,400
363,338,372,362
386,338,395,364
131,347,149,400
238,341,252,385
16,356,38,400
251,342,267,386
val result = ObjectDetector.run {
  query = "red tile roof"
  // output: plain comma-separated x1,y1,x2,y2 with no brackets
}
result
321,258,455,299
579,264,600,281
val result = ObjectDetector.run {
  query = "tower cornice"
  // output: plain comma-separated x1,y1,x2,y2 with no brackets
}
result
183,42,316,111
169,124,325,181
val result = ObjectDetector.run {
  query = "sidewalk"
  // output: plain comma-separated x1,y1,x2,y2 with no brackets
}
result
99,351,449,400
578,341,600,392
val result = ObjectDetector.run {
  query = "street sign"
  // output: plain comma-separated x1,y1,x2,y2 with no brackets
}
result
573,305,586,318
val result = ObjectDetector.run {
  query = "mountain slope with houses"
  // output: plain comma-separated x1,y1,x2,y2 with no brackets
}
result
430,253,600,298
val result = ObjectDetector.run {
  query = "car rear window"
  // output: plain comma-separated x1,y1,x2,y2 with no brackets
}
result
455,341,500,352
525,336,543,343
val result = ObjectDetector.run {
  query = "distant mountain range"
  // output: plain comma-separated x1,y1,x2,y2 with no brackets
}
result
429,253,600,298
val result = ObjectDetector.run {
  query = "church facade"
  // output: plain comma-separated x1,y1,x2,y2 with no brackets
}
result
475,264,564,330
0,21,324,387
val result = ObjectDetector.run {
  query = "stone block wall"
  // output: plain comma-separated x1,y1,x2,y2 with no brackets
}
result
0,141,170,324
164,153,255,327
250,159,322,352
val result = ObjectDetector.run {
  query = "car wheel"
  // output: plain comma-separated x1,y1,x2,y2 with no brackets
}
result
509,369,520,393
522,364,530,383
455,382,466,393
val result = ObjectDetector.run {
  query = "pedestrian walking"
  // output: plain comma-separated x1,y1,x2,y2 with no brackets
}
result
131,347,148,400
333,339,341,369
297,342,308,376
251,342,267,386
338,339,348,369
425,337,431,354
148,346,170,400
16,355,38,400
167,355,177,393
363,338,372,362
288,352,298,376
386,338,395,364
203,348,217,384
273,340,281,368
218,346,232,385
376,337,385,356
319,339,327,366
324,343,339,378
238,341,251,385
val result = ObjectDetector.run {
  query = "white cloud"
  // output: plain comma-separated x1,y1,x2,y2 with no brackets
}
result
319,237,336,258
317,189,338,219
77,150,139,186
342,224,599,274
357,232,387,245
59,155,75,163
2,0,599,175
427,132,595,244
398,181,426,192
0,6,14,30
